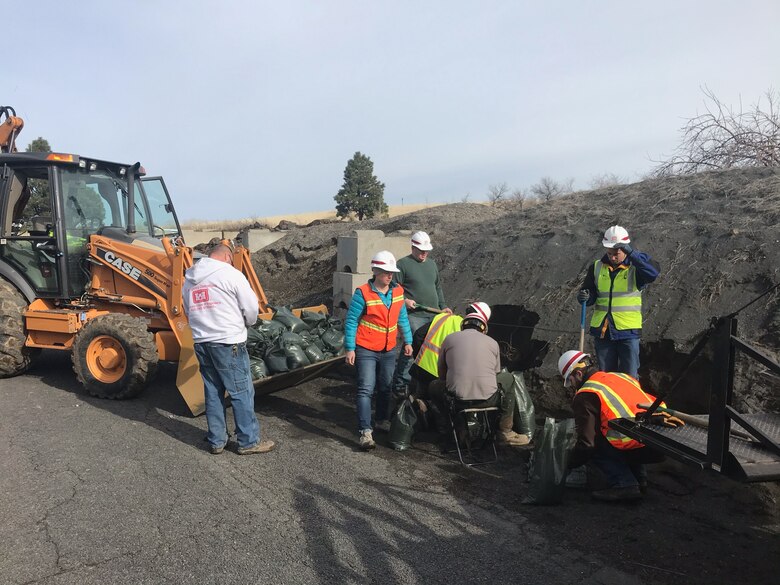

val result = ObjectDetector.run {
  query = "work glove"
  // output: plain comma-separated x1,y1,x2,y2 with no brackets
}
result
616,243,633,256
577,289,590,303
643,411,686,428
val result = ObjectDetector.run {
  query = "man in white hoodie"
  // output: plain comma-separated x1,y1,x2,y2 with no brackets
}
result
183,244,275,455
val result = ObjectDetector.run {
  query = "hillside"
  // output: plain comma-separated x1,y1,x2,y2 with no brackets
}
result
251,167,780,414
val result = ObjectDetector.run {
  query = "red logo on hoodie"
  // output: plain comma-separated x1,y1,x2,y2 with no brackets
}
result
192,288,209,303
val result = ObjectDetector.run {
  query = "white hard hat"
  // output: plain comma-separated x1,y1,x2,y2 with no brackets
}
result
410,231,433,251
602,225,630,248
465,301,491,325
558,350,590,383
370,250,400,273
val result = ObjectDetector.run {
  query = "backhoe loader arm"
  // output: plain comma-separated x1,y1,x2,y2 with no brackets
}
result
219,238,270,314
0,106,24,153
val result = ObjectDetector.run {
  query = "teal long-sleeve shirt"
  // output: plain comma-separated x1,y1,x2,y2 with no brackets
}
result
344,279,413,351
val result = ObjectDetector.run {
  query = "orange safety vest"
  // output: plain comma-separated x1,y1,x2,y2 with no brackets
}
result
355,282,405,351
576,371,662,450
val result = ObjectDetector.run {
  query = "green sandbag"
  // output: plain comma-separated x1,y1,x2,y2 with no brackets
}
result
389,398,417,451
300,310,327,327
272,306,310,333
297,331,314,348
523,417,576,505
281,331,305,347
320,328,345,352
256,318,286,338
265,344,289,374
246,327,267,357
304,344,326,363
285,343,310,370
497,369,536,439
249,357,269,380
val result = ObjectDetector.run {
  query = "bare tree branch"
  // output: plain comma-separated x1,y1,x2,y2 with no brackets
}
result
530,176,573,202
653,87,780,176
487,182,509,206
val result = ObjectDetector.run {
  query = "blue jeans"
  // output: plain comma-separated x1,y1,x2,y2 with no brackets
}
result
594,337,640,378
355,346,397,433
588,437,660,489
194,341,261,450
391,311,434,390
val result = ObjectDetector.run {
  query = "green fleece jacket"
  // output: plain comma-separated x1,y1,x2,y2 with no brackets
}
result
394,255,446,311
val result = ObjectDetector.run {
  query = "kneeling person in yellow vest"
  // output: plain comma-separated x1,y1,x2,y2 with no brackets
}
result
559,350,682,501
407,307,464,433
430,302,530,447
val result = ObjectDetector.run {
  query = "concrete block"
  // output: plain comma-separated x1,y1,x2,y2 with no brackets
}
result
237,228,286,253
336,230,411,274
383,236,412,266
337,230,385,274
333,271,369,310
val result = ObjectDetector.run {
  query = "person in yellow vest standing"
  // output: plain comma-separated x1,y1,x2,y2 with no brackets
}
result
559,350,682,501
578,225,659,379
345,251,413,451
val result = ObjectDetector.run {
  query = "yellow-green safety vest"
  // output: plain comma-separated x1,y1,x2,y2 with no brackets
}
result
590,260,643,330
414,313,463,377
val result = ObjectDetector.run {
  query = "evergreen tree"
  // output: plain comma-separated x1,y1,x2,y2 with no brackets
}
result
334,152,387,220
25,137,53,215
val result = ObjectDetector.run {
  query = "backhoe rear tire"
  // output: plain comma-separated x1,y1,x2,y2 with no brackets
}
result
0,278,33,378
72,313,158,399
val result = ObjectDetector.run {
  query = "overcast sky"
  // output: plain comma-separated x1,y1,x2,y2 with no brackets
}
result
6,1,779,220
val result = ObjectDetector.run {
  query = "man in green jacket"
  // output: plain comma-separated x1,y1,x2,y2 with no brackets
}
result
392,231,452,391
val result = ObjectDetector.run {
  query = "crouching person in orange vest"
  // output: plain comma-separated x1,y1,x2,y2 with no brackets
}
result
345,251,413,451
559,350,683,501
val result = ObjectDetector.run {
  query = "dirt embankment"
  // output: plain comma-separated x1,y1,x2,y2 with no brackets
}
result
252,168,780,414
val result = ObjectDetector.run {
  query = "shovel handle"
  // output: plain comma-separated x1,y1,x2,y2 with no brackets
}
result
636,402,754,441
415,305,444,314
579,301,587,352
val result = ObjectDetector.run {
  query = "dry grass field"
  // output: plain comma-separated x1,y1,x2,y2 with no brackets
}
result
180,202,451,231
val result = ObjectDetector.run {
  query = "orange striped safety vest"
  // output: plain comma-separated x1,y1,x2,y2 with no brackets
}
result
576,371,663,450
355,282,405,351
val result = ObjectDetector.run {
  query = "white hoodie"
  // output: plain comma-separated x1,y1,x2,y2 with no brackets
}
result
183,257,259,344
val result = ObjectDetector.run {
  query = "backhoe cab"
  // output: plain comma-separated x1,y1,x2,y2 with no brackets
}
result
0,107,333,415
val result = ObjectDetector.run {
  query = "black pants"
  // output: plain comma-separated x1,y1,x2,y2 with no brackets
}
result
427,379,516,433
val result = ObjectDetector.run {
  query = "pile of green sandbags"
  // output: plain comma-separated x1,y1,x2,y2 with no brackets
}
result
245,306,345,381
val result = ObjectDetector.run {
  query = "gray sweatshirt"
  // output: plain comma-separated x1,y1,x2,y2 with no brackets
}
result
183,258,259,344
438,328,501,401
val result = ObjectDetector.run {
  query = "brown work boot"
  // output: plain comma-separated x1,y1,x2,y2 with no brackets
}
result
497,430,531,447
359,430,376,450
237,440,276,455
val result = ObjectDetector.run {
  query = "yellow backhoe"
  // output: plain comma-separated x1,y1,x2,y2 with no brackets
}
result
0,106,340,415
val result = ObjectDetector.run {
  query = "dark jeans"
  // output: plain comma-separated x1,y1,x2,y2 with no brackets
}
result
392,311,434,390
355,346,396,433
588,435,664,489
594,337,640,378
427,379,515,433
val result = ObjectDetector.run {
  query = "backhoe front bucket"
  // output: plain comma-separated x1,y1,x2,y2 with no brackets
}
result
176,325,206,416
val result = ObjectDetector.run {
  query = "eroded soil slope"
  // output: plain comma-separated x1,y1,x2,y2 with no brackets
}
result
253,168,780,413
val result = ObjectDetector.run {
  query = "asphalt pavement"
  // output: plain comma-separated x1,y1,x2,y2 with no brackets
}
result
1,352,777,585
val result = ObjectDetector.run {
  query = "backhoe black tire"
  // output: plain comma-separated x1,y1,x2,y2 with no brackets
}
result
0,278,33,378
72,313,158,399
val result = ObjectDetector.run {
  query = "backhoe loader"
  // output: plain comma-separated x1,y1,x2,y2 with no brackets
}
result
0,106,340,415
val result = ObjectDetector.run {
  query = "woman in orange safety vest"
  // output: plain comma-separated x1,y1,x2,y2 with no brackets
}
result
345,251,413,451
